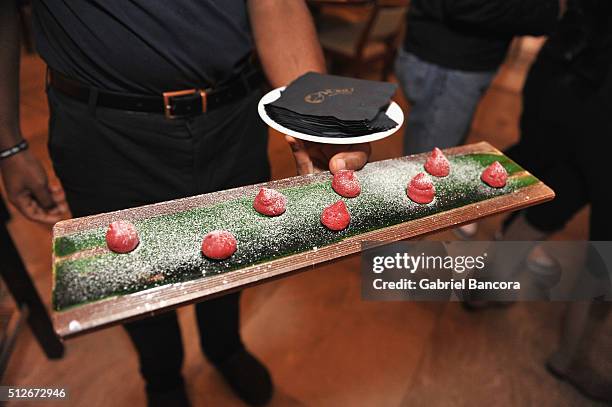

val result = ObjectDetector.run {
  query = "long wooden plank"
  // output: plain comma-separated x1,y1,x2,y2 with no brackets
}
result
52,142,554,338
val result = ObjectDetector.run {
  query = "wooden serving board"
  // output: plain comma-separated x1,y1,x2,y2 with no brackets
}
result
52,142,554,338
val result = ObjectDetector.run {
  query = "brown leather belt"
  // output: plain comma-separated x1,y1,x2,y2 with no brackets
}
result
48,67,265,119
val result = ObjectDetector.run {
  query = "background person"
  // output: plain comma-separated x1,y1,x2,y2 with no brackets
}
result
396,0,566,155
395,0,566,239
478,0,612,401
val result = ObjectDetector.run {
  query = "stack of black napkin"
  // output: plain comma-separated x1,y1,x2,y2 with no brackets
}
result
265,72,398,138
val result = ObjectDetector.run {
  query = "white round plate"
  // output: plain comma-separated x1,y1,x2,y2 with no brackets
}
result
258,86,404,145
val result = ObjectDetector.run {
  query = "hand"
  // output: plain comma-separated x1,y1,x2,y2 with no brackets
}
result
1,150,68,224
285,135,371,175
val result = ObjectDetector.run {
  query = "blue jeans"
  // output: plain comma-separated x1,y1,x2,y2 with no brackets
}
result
395,49,497,155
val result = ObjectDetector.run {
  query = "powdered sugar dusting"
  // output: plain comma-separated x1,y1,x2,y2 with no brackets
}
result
53,153,535,309
253,188,287,216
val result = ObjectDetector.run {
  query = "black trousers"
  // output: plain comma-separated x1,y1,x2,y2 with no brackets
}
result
504,55,612,241
47,85,270,392
0,197,9,224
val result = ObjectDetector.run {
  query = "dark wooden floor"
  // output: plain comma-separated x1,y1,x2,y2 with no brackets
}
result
3,39,611,406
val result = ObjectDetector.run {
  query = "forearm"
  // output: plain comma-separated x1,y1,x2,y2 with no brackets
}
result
248,0,326,88
0,0,22,152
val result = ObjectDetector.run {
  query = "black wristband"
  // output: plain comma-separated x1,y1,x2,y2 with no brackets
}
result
0,140,29,161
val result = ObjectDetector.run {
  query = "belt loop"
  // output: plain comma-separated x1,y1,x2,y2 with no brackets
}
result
88,87,99,117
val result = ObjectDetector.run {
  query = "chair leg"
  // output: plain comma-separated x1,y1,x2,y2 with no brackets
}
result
382,57,393,81
0,223,64,359
382,44,398,81
18,2,35,54
351,64,361,79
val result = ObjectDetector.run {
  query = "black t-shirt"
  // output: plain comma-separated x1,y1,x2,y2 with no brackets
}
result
33,1,254,94
404,0,559,72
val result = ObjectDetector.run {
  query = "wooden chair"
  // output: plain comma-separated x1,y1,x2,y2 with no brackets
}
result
317,0,410,79
18,0,35,54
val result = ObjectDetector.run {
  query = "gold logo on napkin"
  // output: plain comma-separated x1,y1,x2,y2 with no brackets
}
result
304,88,354,104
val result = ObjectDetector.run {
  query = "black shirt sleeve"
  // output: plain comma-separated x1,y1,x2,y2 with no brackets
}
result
417,0,560,36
